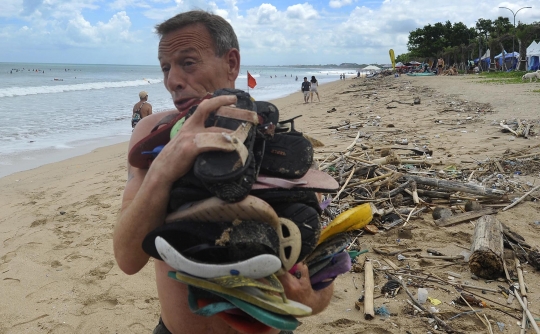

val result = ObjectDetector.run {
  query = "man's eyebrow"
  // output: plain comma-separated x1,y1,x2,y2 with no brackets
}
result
158,47,199,60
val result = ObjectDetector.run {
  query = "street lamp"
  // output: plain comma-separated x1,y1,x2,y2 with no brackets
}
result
499,6,532,69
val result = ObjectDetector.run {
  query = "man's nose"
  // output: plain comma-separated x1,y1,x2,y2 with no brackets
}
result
165,65,185,92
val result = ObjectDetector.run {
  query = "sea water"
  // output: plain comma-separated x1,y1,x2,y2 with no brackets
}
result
0,63,353,177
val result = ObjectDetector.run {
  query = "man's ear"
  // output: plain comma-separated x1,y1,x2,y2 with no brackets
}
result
225,48,240,82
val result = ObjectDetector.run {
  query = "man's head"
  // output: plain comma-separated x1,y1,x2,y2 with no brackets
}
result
156,11,241,112
139,91,148,100
304,77,307,81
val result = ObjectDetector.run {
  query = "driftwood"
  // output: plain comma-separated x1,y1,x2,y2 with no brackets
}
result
468,215,504,279
404,175,506,196
364,260,375,320
434,207,498,227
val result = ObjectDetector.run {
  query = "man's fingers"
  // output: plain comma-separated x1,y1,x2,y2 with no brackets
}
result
187,95,237,125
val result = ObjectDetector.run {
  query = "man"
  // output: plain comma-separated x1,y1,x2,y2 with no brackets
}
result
301,77,311,103
113,10,334,334
132,91,153,128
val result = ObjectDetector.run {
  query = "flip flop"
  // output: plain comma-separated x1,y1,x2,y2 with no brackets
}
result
251,169,339,193
143,220,280,271
306,234,351,267
155,236,281,279
189,286,300,332
307,256,333,277
208,274,284,295
169,271,312,316
310,252,351,291
166,195,281,231
317,203,375,245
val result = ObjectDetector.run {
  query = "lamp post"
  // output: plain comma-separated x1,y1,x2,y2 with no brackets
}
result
499,6,532,69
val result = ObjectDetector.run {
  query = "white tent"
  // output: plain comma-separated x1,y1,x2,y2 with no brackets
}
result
481,49,490,60
362,65,381,70
527,41,540,70
527,41,540,56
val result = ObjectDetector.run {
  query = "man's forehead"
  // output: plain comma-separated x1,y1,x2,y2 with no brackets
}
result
158,25,214,56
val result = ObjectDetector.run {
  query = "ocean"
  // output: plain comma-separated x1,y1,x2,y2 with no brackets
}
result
0,63,355,178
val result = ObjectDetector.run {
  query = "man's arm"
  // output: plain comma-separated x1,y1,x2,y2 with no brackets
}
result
113,95,238,275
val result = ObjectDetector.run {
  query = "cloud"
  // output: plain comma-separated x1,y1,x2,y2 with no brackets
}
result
2,0,540,65
328,0,353,9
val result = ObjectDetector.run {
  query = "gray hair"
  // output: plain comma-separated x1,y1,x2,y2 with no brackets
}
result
155,10,239,57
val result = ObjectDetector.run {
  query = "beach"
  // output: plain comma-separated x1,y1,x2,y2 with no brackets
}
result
1,76,539,333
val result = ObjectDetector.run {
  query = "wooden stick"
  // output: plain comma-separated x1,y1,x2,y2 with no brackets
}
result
434,207,497,227
364,260,375,320
383,258,399,270
347,131,361,151
513,289,540,334
347,172,394,187
404,175,506,196
333,166,355,202
483,314,494,334
515,257,527,297
410,181,420,204
417,254,465,261
520,296,527,334
459,292,489,329
502,184,540,211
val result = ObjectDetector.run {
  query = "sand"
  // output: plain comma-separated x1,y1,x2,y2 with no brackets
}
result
1,76,539,333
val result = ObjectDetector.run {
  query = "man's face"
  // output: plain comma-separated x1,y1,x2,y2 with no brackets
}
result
158,24,239,112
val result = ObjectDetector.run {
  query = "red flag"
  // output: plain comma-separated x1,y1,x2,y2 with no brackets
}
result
247,71,257,89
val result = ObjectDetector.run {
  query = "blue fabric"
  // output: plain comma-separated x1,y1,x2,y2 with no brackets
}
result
529,56,539,71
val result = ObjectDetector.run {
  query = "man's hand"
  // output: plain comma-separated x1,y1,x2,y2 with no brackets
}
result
278,262,334,315
145,95,238,185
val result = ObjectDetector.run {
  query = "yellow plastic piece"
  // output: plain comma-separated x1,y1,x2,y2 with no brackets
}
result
428,297,442,306
318,203,374,245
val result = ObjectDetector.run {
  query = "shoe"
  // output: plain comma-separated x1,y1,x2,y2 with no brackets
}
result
272,202,321,263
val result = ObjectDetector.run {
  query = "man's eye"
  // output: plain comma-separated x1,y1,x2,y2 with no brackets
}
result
183,61,195,67
161,66,170,73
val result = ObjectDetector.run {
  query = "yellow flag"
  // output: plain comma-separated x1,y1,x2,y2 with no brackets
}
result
389,49,396,70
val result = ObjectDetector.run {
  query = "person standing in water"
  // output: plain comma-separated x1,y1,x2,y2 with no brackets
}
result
132,91,153,129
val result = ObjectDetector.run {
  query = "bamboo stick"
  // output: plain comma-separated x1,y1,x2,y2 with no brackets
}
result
513,290,540,334
364,260,375,320
502,184,540,211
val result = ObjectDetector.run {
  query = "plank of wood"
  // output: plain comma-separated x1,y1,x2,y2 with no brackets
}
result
435,207,498,227
364,260,375,320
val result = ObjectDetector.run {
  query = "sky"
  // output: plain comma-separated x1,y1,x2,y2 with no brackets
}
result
1,0,539,66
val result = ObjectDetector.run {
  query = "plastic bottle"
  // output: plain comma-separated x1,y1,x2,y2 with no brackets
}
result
417,288,428,303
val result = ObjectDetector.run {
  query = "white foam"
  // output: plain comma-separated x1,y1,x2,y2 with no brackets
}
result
0,78,163,98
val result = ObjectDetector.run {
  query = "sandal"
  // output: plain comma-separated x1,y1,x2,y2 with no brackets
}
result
188,286,300,332
272,202,321,263
169,271,312,316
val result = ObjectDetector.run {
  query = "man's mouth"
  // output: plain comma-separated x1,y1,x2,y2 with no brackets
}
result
174,98,200,112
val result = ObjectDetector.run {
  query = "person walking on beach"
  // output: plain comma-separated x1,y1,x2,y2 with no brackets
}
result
437,58,444,75
301,77,311,103
132,91,152,129
310,76,320,102
113,10,334,334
